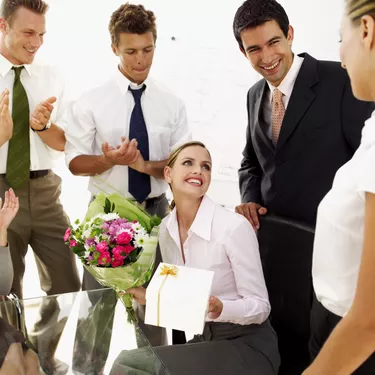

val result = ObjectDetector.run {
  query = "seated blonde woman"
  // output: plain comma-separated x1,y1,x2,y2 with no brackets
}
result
127,141,280,375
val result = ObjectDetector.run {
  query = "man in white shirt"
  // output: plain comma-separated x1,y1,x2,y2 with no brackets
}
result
0,0,80,298
232,0,374,373
65,3,190,347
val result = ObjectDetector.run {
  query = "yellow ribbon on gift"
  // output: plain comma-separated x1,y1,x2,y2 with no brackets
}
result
157,265,178,326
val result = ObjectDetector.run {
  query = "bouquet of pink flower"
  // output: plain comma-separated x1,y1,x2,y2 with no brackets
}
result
65,193,161,322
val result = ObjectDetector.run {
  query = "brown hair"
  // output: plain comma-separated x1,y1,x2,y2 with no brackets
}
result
1,0,48,24
109,3,157,46
166,141,211,210
345,0,375,24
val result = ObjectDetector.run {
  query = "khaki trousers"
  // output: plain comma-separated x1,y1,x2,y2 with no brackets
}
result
0,171,80,298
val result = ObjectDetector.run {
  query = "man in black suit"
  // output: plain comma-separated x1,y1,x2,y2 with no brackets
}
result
233,0,374,373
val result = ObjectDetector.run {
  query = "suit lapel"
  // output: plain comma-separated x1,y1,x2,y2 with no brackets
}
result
254,80,274,152
276,53,319,152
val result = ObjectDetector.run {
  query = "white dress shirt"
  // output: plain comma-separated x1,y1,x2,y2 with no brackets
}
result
65,67,191,198
0,55,67,173
159,195,270,325
313,113,375,317
263,55,304,138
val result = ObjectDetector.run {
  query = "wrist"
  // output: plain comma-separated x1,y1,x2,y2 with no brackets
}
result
101,154,115,168
0,227,8,247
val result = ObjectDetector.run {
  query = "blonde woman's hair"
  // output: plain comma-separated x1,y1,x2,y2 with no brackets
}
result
346,0,375,24
166,141,211,210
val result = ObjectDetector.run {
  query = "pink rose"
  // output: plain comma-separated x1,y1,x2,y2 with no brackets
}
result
123,244,135,255
111,258,124,267
113,246,126,259
116,231,132,245
98,251,111,266
96,241,109,253
69,239,77,248
64,228,71,242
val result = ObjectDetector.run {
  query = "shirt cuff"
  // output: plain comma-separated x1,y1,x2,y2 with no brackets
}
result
218,300,242,321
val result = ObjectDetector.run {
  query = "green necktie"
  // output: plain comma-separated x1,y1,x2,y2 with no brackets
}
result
6,66,30,189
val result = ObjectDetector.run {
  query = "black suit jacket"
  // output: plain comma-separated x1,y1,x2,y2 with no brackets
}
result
239,53,375,226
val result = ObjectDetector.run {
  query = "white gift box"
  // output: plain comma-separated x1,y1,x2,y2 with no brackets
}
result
145,263,214,334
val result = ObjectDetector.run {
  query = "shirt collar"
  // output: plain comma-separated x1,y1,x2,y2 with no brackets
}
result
267,54,304,102
113,65,151,95
0,54,32,78
165,195,216,246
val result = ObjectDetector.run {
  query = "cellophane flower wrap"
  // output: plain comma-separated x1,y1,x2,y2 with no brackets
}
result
65,193,161,322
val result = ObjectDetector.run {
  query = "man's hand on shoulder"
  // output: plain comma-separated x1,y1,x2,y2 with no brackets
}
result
235,202,267,231
30,96,56,131
102,137,139,167
0,89,13,146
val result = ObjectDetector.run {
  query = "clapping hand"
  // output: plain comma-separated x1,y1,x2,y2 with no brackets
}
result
0,89,13,146
102,137,140,166
207,296,223,320
30,96,56,131
0,189,19,230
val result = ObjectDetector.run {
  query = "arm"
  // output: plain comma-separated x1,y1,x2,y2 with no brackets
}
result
341,76,375,152
303,192,375,375
239,93,263,204
214,216,270,324
34,123,66,152
130,155,168,179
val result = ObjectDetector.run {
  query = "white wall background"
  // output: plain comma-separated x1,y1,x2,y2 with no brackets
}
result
24,0,345,297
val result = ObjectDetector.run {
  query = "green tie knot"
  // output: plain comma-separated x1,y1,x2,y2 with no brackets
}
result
12,66,24,80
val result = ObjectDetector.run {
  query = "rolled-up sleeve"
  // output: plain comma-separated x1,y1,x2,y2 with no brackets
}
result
64,98,97,168
218,217,270,325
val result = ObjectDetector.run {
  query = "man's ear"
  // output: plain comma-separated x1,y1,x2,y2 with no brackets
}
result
287,25,294,46
0,18,8,34
164,166,172,183
361,15,375,50
111,43,119,56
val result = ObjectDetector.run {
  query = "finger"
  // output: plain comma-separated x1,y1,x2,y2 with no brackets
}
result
0,197,2,209
0,89,8,105
101,142,109,153
3,190,9,208
45,96,57,105
118,139,130,155
258,207,268,215
34,105,50,120
249,205,260,229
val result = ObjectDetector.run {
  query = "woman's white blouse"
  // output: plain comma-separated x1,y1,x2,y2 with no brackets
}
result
313,113,375,317
159,195,270,325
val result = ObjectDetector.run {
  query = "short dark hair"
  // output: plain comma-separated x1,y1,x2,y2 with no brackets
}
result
1,0,48,24
109,2,157,46
233,0,289,50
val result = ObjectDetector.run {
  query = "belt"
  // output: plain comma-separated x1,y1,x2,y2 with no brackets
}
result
0,170,50,179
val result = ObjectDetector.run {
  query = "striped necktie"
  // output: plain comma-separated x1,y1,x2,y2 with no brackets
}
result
6,66,30,189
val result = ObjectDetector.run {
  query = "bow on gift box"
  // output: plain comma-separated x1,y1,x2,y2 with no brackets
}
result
157,265,179,325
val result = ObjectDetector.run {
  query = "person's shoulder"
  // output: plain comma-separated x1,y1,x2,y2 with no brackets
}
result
213,203,253,232
306,54,348,82
76,78,115,105
247,78,266,97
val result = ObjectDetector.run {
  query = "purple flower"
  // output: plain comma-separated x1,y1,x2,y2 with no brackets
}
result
102,222,110,231
85,238,95,247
